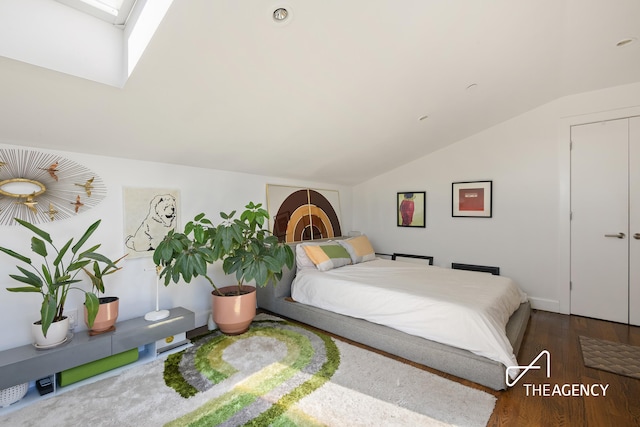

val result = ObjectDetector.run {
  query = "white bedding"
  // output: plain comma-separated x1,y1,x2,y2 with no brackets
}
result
291,259,528,376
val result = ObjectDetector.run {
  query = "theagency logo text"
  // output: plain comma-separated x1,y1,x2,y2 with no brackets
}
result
506,349,609,397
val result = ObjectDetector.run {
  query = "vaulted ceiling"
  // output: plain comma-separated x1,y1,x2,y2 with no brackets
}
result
1,0,639,185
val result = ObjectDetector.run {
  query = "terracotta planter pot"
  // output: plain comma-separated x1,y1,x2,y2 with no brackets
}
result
212,286,256,335
32,316,69,347
85,296,119,332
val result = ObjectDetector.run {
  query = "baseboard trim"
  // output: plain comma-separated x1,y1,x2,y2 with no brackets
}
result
528,297,560,313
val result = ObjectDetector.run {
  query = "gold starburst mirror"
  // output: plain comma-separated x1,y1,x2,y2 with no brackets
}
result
0,148,106,225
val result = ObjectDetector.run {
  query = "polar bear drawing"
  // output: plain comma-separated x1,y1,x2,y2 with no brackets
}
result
126,194,177,252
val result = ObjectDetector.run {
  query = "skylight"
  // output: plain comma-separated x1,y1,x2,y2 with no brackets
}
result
56,0,136,26
0,0,173,87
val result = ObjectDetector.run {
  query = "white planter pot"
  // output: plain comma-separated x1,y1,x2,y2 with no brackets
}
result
32,317,69,348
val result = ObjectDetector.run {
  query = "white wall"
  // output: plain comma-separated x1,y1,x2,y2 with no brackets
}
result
352,82,640,314
0,143,352,351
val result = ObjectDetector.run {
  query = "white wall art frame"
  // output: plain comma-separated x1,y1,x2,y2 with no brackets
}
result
123,187,180,259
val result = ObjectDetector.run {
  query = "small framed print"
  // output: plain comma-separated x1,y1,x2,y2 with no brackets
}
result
397,192,426,227
452,181,492,218
123,187,180,258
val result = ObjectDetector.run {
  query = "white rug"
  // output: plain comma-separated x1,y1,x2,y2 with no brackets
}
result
0,315,496,426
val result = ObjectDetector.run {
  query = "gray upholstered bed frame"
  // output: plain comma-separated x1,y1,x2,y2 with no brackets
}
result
257,245,531,391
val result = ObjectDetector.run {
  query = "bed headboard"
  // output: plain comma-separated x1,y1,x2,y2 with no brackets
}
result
256,237,344,310
270,253,297,299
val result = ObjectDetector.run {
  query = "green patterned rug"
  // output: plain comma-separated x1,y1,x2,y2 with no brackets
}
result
0,315,496,426
163,319,339,426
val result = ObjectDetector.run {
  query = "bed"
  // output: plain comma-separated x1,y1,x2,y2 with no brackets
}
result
256,237,531,391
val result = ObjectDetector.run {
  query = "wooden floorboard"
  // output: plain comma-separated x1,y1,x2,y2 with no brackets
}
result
257,308,640,426
488,310,640,426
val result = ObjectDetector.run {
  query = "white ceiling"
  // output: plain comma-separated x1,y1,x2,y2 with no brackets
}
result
0,0,639,185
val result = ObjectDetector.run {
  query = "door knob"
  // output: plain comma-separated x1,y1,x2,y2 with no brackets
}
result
634,233,640,240
604,233,625,239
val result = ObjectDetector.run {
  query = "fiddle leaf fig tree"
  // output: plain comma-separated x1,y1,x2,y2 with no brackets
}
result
153,201,294,295
0,218,122,336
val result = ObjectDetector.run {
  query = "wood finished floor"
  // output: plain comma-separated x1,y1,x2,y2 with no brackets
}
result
487,310,640,427
260,309,640,427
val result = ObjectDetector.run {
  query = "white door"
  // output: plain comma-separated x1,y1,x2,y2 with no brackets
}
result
570,119,629,323
630,117,640,326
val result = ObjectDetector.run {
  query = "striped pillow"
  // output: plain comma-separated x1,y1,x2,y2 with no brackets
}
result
302,243,352,271
338,235,376,264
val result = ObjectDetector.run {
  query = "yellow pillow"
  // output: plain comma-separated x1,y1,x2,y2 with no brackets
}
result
339,235,376,264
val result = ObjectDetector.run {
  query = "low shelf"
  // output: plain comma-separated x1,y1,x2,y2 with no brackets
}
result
0,306,194,411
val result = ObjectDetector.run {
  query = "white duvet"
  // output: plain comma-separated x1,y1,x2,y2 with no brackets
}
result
291,259,528,376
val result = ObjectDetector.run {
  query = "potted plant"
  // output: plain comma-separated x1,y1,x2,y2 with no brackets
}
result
0,218,120,346
82,253,127,333
153,201,294,334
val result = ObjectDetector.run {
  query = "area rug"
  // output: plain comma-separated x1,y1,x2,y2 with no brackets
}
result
0,315,496,426
579,335,640,380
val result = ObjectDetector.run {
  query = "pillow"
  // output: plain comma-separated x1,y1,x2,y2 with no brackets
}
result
338,235,376,264
301,243,352,271
295,240,341,270
295,243,320,270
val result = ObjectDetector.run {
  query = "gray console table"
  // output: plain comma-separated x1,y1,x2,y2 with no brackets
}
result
0,306,195,393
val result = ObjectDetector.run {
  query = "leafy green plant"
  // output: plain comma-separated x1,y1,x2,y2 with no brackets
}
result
82,253,127,298
0,218,121,336
153,201,294,295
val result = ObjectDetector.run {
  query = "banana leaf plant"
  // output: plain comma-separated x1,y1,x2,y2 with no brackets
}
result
153,201,294,295
0,218,121,336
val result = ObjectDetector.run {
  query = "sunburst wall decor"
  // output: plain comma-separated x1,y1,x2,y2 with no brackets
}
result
0,148,106,226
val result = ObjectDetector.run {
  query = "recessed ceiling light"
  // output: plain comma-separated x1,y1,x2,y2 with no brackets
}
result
273,8,288,21
616,37,637,47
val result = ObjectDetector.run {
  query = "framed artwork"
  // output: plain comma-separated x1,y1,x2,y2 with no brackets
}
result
266,184,342,243
397,192,425,227
123,187,180,258
452,181,492,218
